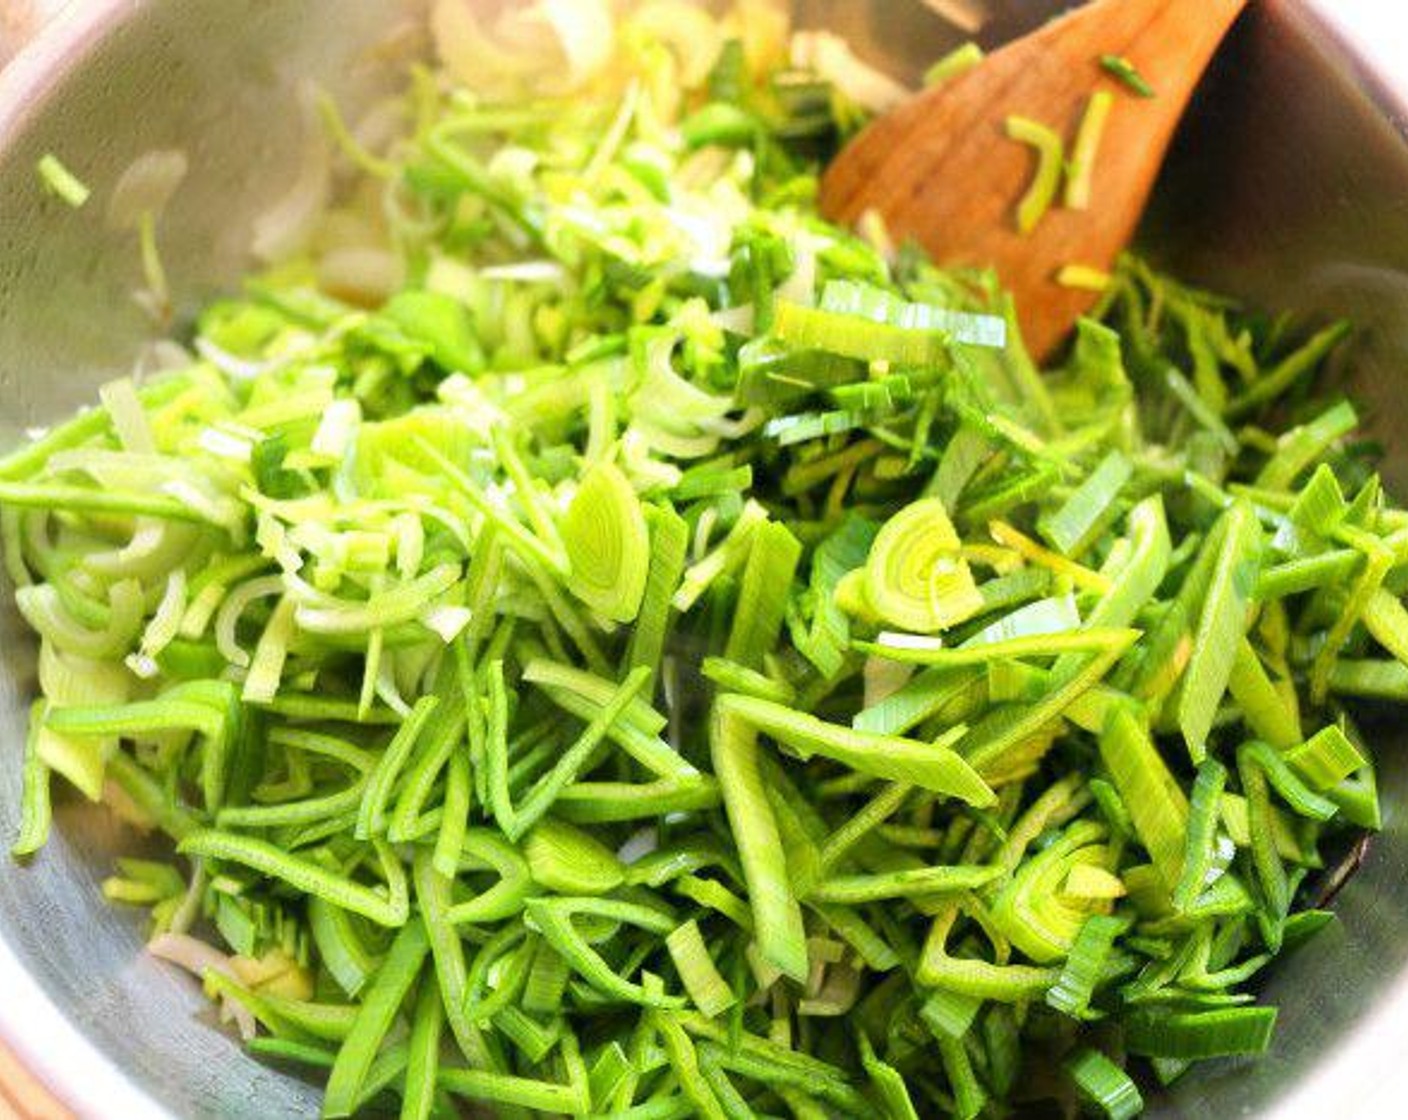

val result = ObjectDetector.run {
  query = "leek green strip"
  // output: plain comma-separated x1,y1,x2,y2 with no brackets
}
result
587,1042,631,1106
412,851,492,1067
179,831,408,927
856,1031,923,1120
520,659,667,733
308,898,378,999
0,373,188,481
483,660,516,836
444,830,532,924
1226,323,1351,421
1238,746,1290,945
919,989,982,1041
437,1067,584,1115
655,1013,730,1120
1039,450,1131,556
625,503,689,682
1284,725,1366,791
458,528,503,667
719,693,994,806
0,482,222,525
1005,116,1065,234
1046,914,1124,1019
1098,704,1189,892
1100,54,1155,97
678,877,754,932
966,637,1136,776
295,565,460,634
939,1033,986,1120
414,437,567,575
202,972,357,1041
807,864,1001,904
356,694,439,839
1124,1007,1278,1059
1173,758,1228,912
323,918,429,1118
522,661,692,780
509,666,652,839
817,781,910,873
725,521,802,670
1055,499,1170,686
1310,532,1393,702
387,685,468,844
1362,586,1408,668
106,752,199,841
1164,366,1240,454
1328,658,1408,700
401,980,443,1120
809,903,898,972
988,520,1111,592
710,703,809,983
524,817,624,895
772,301,951,367
690,1038,869,1114
431,750,472,879
216,780,366,829
924,42,984,87
920,950,1058,1002
1239,741,1338,821
852,666,984,736
1064,91,1114,211
696,1050,758,1119
463,926,532,1023
1177,501,1261,761
1066,1048,1144,1120
667,921,735,1018
1254,399,1359,489
701,657,796,704
553,778,720,823
1227,638,1300,749
11,700,51,858
526,897,686,1007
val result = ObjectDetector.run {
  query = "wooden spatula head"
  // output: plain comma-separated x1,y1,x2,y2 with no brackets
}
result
820,0,1248,359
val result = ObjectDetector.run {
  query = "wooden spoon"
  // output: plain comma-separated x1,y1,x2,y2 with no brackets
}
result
819,0,1248,359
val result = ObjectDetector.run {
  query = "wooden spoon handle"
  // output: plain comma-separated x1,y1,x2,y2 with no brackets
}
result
821,0,1248,358
0,1039,70,1120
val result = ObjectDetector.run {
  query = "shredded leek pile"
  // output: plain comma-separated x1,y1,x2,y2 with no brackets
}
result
0,3,1396,1118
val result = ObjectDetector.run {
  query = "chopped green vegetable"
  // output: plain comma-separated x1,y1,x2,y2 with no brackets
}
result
1100,54,1156,98
0,7,1387,1120
1065,90,1115,210
1057,264,1113,292
36,152,91,208
1005,115,1066,233
924,42,985,88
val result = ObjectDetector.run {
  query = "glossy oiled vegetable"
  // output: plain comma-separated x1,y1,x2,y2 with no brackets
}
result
0,2,1397,1118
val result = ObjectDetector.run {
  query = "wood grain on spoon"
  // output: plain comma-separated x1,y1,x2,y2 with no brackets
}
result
820,0,1248,360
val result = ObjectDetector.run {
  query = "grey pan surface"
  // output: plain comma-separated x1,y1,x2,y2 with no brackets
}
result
4,1,1408,1117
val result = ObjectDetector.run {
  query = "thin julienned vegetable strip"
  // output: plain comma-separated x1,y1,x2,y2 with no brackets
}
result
1005,115,1065,233
710,702,809,983
1064,90,1114,211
